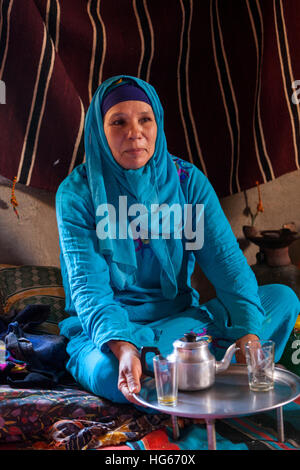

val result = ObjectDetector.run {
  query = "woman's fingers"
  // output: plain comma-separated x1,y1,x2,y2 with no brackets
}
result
119,372,147,406
127,373,140,394
235,333,259,363
118,372,140,404
117,351,145,405
108,342,148,406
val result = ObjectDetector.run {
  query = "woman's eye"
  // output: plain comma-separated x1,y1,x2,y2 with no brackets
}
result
111,119,125,126
109,116,152,126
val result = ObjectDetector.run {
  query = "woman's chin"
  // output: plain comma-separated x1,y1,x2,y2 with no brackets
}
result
120,154,152,170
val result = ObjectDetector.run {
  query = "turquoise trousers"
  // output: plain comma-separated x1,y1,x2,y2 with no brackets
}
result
61,284,299,404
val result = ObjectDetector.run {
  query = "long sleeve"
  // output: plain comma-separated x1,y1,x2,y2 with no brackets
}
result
189,167,265,340
55,167,155,352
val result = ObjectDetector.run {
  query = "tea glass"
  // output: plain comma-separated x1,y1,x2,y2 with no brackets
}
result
153,354,178,406
245,340,275,392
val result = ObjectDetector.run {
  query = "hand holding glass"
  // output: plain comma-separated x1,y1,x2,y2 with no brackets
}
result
245,340,275,392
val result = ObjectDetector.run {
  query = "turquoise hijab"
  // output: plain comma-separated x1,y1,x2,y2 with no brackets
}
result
84,75,187,299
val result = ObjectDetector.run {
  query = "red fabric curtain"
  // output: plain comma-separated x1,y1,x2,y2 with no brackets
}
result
0,0,300,197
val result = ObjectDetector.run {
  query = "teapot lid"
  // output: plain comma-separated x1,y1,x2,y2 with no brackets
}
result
173,332,208,350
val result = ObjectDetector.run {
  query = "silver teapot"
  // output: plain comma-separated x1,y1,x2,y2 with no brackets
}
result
141,332,238,391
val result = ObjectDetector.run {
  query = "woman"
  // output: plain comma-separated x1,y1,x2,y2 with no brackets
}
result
56,75,299,405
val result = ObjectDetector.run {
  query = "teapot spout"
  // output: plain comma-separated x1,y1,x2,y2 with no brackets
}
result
215,343,239,373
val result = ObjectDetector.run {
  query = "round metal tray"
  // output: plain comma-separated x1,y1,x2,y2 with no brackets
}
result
133,364,300,419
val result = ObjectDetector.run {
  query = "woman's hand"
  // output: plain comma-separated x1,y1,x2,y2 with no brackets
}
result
235,334,259,363
108,340,144,405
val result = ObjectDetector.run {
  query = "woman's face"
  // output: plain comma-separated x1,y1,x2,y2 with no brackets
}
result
103,100,157,169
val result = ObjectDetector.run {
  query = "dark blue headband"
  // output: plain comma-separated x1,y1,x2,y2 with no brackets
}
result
101,82,152,117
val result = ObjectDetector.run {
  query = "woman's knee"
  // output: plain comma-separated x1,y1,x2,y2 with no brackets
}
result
66,336,128,404
259,283,299,313
87,352,127,404
257,284,299,361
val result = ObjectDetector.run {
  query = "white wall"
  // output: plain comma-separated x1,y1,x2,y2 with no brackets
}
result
1,169,300,268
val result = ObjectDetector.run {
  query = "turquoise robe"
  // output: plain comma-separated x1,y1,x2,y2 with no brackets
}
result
56,159,300,404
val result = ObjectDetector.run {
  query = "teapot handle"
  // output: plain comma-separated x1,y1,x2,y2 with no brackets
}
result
140,346,161,378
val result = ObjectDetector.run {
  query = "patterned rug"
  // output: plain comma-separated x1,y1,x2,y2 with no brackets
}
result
0,383,299,451
110,399,300,451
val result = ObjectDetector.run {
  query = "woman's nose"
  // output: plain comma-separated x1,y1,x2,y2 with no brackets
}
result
128,121,142,139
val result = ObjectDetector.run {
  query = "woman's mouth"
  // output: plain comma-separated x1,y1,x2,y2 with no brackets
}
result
124,148,146,156
126,148,145,153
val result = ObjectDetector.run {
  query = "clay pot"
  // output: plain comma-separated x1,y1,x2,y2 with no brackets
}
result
242,226,300,267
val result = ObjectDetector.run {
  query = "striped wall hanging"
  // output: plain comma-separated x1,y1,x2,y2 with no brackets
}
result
0,0,300,198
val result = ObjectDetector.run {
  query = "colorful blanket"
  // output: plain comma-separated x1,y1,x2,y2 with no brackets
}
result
0,384,299,451
49,399,300,451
